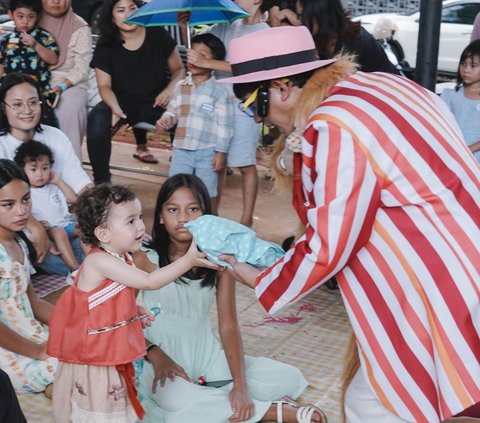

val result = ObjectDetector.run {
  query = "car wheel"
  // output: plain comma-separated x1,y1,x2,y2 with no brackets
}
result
90,5,102,35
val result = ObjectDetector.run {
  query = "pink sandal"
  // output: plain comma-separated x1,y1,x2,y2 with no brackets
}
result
275,396,328,423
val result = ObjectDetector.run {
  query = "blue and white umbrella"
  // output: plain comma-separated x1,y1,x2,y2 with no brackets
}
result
126,0,249,46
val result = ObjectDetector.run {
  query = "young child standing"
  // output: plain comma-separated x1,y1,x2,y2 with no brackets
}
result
133,174,326,423
0,0,59,96
156,33,233,214
185,0,269,226
441,40,480,162
47,184,218,423
14,140,84,272
0,159,57,399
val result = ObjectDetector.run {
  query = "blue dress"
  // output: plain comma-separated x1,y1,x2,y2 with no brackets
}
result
441,86,480,163
137,249,308,423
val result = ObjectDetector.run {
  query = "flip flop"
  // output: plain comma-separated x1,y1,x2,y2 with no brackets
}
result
133,150,159,164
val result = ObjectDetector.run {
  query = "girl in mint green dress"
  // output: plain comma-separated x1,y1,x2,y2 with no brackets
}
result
0,159,57,396
134,174,327,423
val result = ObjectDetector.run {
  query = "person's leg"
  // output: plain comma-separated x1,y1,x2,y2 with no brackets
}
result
126,102,164,160
54,86,88,159
132,127,148,150
205,355,307,404
0,369,27,423
37,251,70,276
138,363,270,423
202,353,322,423
227,107,261,227
215,167,227,212
193,147,218,214
66,225,86,264
344,369,408,422
86,102,112,184
238,165,258,227
131,126,161,163
169,148,195,177
48,227,80,271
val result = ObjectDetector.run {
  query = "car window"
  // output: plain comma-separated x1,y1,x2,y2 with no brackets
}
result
442,3,480,24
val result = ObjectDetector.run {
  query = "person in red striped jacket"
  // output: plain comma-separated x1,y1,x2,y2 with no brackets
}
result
218,25,480,422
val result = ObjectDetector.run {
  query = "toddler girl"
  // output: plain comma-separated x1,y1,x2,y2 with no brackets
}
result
442,39,480,162
47,183,218,423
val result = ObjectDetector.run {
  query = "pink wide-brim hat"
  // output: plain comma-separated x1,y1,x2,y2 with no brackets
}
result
218,26,336,84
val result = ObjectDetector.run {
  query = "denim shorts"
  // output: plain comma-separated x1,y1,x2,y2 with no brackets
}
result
169,147,219,197
63,222,76,237
37,235,84,276
227,103,261,168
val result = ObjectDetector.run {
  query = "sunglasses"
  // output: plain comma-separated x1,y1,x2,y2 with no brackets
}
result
239,79,290,118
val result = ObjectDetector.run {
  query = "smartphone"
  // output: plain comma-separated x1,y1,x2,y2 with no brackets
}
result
204,379,232,388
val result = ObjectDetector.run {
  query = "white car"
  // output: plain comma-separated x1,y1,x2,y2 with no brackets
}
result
356,0,480,77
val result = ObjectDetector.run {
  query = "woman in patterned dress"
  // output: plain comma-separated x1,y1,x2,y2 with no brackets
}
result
0,159,57,398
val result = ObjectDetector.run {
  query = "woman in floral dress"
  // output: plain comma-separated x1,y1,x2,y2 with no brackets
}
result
0,159,57,397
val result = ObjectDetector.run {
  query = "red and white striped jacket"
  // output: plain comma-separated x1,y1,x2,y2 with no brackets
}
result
255,71,480,422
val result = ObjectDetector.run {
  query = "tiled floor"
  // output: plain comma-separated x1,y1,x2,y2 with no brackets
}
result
18,141,352,422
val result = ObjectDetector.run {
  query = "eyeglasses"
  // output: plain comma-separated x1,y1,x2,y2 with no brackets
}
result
3,99,42,113
239,86,261,117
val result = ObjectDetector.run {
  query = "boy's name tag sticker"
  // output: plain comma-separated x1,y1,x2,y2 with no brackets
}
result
477,104,480,111
51,194,62,205
201,103,214,112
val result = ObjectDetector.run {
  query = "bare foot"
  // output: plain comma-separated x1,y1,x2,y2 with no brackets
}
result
44,384,53,399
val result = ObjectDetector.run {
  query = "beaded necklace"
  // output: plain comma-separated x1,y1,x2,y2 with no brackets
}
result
98,246,129,263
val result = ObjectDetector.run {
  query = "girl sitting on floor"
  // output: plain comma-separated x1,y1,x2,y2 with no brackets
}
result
133,173,327,423
0,159,57,398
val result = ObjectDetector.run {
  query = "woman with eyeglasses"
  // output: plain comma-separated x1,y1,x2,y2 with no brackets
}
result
0,73,92,275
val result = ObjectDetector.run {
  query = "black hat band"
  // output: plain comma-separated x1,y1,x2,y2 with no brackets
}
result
231,49,318,76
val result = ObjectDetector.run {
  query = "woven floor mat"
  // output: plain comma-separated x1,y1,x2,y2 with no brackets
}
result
20,283,350,422
210,283,351,423
31,272,69,298
18,393,52,422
